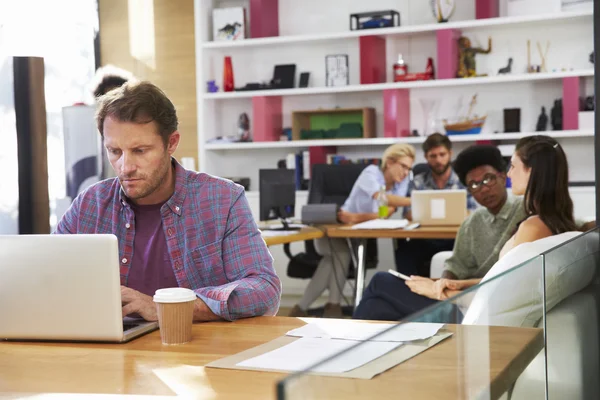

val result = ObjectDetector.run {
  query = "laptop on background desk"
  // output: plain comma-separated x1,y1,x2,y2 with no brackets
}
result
0,234,157,343
411,189,468,226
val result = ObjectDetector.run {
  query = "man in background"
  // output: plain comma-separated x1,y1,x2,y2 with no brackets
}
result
91,64,133,98
91,65,134,180
395,133,477,277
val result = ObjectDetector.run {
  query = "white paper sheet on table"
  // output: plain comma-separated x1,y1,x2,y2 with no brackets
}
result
349,219,409,230
260,230,303,237
286,320,444,343
236,337,402,373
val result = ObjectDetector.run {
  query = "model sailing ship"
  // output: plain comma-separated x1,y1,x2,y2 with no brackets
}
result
443,94,486,135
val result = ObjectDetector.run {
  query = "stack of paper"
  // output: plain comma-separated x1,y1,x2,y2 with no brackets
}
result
237,337,401,373
286,320,444,342
350,219,409,230
235,321,444,374
260,230,302,237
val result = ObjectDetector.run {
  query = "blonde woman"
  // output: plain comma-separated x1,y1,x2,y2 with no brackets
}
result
290,143,416,318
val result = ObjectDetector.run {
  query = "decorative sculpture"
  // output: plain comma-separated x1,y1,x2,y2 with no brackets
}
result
550,100,563,131
430,0,456,23
498,58,513,75
238,113,251,142
535,106,548,131
457,36,492,78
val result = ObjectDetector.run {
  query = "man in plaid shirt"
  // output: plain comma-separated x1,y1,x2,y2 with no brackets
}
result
55,81,281,322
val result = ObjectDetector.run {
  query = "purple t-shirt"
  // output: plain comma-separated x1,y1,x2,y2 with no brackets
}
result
127,202,179,296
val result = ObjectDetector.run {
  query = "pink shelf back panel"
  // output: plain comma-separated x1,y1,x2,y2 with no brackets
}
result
436,29,461,80
250,0,279,38
383,89,411,137
309,146,337,174
252,96,283,142
476,0,499,19
562,76,581,130
359,36,386,84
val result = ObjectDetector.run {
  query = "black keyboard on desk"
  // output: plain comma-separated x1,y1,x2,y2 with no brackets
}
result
123,322,141,332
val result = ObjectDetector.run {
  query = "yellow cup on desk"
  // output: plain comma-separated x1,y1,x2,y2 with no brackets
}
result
153,288,196,345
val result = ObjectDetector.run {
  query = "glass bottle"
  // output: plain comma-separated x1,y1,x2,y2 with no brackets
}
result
377,185,389,218
393,54,408,82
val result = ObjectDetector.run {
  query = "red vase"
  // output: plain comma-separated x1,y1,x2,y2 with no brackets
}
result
425,57,435,79
223,56,235,92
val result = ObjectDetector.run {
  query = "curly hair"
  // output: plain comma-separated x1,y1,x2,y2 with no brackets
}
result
453,145,506,185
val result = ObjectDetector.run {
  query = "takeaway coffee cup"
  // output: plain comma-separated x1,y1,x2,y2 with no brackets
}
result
153,287,196,345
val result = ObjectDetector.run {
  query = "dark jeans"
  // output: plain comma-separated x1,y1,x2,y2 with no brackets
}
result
394,239,455,277
353,272,463,323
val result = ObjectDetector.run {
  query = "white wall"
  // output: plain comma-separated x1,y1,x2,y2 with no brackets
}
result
0,56,19,234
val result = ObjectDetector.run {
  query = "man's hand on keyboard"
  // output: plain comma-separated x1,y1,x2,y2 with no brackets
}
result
121,286,158,321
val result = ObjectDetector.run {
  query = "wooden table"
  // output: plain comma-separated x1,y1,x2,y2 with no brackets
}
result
326,225,460,306
262,227,324,247
0,317,543,400
326,225,460,240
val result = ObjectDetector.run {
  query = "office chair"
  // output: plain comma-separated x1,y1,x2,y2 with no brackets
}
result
411,162,430,178
285,163,379,280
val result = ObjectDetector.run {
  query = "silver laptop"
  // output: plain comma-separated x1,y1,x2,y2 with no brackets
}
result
0,234,158,342
411,189,468,226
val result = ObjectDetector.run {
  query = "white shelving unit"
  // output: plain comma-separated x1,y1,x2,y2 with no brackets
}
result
194,0,595,299
195,0,595,188
201,9,593,50
203,129,594,150
202,69,594,100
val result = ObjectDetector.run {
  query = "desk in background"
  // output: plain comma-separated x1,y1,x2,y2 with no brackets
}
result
326,225,460,306
0,317,542,399
261,227,324,247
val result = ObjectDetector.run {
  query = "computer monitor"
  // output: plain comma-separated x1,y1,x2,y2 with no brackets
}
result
259,169,296,229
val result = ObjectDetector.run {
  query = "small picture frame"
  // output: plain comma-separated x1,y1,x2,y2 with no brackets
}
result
326,55,349,87
213,7,246,41
272,64,297,89
299,72,310,88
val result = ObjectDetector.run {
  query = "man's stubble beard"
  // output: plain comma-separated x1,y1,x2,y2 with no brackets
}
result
431,162,451,176
123,156,171,200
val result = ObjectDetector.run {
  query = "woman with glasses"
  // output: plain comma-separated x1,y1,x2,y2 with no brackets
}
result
289,143,416,318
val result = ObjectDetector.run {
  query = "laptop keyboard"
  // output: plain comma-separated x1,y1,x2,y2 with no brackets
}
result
123,322,141,332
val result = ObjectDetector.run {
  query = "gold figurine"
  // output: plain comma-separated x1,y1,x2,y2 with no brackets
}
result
457,36,492,78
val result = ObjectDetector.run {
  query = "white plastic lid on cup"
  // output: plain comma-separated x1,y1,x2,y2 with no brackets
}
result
153,287,197,303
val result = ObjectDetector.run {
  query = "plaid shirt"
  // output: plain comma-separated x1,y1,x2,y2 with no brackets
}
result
55,159,281,321
405,168,477,215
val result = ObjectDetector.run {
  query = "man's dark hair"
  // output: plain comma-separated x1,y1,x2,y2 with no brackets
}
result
422,132,452,154
93,75,129,98
453,145,506,185
95,81,178,145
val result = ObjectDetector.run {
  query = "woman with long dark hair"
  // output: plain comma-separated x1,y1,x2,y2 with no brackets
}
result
499,135,577,257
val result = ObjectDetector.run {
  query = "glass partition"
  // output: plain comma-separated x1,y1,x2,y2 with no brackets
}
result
540,228,600,400
277,253,547,400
